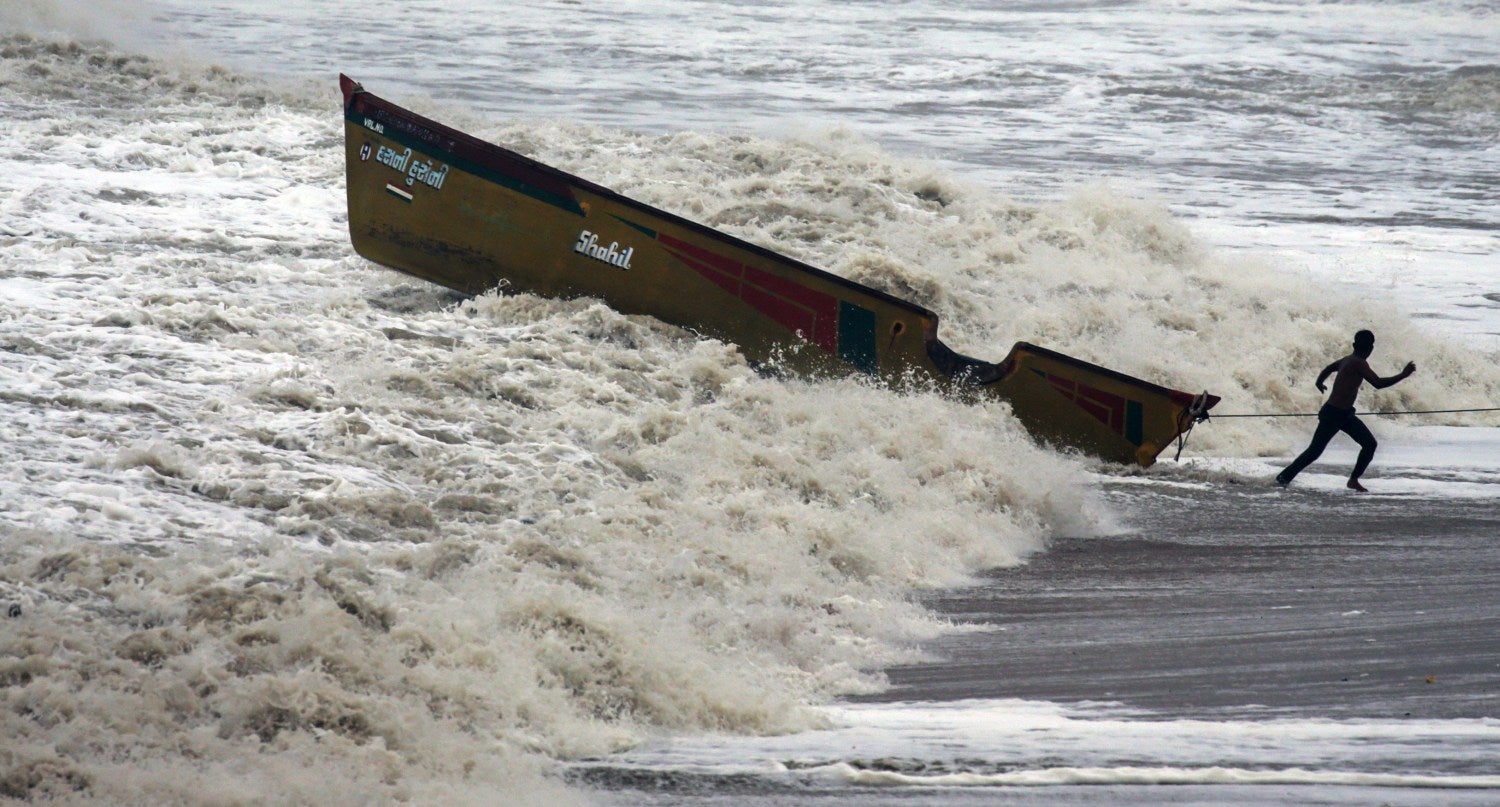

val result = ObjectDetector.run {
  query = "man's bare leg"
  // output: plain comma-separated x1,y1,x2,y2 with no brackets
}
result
1345,416,1376,493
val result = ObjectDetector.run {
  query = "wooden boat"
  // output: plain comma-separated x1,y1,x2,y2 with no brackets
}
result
339,75,1217,466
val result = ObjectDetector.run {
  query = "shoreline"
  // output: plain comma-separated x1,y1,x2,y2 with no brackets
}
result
865,432,1500,720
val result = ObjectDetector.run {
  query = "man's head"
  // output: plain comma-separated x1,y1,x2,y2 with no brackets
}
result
1353,329,1375,357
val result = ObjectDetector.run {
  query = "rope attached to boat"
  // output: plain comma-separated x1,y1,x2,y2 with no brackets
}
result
1172,391,1216,462
1208,407,1500,418
1172,404,1500,462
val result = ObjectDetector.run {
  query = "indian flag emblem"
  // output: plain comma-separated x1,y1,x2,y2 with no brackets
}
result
385,183,413,203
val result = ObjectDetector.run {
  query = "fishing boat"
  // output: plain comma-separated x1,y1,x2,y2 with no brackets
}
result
339,75,1217,466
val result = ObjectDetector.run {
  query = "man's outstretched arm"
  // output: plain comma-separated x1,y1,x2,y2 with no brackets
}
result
1363,361,1416,389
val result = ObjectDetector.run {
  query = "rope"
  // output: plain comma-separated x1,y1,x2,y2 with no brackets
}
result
1170,399,1499,462
1209,406,1500,419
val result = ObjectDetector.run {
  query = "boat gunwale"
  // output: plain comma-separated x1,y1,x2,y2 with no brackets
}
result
1009,341,1217,407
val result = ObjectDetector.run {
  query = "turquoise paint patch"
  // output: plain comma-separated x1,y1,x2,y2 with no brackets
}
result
1126,399,1144,446
837,301,878,374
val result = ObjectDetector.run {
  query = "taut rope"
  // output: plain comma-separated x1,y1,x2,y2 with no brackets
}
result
1171,403,1500,462
1209,407,1500,418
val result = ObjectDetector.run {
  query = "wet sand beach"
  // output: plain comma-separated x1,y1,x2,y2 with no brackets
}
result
873,476,1500,724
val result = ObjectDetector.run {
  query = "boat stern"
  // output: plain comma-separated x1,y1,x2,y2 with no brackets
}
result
931,338,1218,466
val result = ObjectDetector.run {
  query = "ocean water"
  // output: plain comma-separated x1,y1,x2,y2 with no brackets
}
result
1,1,1497,804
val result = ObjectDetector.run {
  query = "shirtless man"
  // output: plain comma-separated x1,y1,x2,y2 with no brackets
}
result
1276,330,1416,491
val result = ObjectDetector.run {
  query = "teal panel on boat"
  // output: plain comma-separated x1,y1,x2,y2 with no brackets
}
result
838,300,878,375
1126,399,1144,446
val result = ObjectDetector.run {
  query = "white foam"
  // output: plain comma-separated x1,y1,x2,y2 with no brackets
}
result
602,698,1500,790
0,36,1109,803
